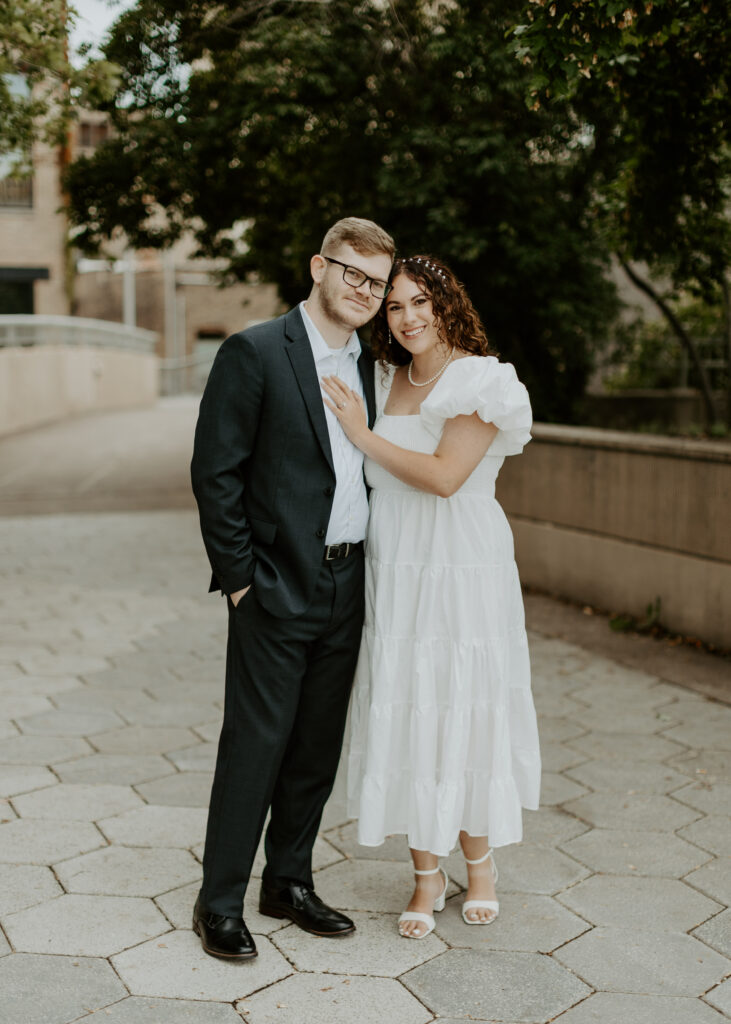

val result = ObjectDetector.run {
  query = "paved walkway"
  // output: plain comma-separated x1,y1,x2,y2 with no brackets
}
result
0,403,729,1024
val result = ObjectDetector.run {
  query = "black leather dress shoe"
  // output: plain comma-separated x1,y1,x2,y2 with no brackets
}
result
259,881,355,936
193,896,257,960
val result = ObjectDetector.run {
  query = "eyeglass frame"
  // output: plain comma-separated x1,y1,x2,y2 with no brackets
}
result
322,256,391,299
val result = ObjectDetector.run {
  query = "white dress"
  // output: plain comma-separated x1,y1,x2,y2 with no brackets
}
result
346,355,541,855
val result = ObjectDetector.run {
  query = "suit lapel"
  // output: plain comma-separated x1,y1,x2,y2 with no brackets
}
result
284,308,335,475
358,349,377,429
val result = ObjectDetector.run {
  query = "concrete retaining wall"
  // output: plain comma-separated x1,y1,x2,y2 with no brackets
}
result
0,316,159,436
497,424,731,648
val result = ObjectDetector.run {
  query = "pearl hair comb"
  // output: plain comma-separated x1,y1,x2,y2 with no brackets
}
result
405,256,446,279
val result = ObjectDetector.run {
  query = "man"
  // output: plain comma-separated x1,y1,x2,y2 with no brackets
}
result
190,217,395,960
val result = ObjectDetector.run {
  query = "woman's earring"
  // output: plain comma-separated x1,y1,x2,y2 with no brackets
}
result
388,328,393,346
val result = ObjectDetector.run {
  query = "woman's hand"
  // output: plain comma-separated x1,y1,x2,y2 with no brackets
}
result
321,375,370,447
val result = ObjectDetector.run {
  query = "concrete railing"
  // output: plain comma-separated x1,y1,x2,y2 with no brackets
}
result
0,315,160,436
497,423,731,648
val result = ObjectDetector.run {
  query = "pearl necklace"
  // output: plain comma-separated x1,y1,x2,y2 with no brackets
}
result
407,348,454,387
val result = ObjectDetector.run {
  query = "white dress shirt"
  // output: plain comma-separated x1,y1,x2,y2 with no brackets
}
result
300,301,369,544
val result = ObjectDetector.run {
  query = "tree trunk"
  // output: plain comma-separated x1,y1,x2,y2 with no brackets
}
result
619,258,717,429
722,271,731,430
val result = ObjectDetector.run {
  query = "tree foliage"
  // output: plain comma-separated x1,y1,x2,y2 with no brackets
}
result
511,0,731,296
0,0,119,169
66,0,620,421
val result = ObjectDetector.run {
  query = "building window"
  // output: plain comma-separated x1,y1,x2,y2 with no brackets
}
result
0,176,33,207
79,121,109,150
0,281,34,313
0,267,49,313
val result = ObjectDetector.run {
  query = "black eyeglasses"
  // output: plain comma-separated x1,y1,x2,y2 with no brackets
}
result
323,256,391,299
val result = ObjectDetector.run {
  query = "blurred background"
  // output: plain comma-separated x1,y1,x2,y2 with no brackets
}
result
0,0,729,648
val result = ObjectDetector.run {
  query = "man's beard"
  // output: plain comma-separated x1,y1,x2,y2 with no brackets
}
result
319,279,371,332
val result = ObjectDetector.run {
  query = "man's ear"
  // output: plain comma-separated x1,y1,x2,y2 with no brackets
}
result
310,254,327,284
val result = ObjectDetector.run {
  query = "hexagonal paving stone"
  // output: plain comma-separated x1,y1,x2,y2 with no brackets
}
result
539,741,588,775
323,820,412,862
54,686,157,716
0,734,92,764
557,875,721,931
16,708,124,736
521,807,589,846
434,892,588,953
669,749,731,783
561,828,712,877
0,694,53,720
0,674,83,697
113,929,292,1001
55,753,176,786
663,719,731,752
20,653,110,677
0,952,127,1024
673,781,731,816
448,843,589,896
0,766,56,798
0,929,8,956
402,947,591,1022
56,845,202,897
569,706,679,736
13,782,143,821
678,817,730,857
89,724,199,755
685,858,731,904
313,858,458,912
539,772,589,806
536,716,587,744
167,742,218,772
0,864,63,915
272,909,445,975
135,771,213,808
551,992,729,1023
122,702,221,729
0,797,17,822
75,997,244,1023
706,978,731,1016
2,893,170,956
99,805,207,848
238,973,433,1024
0,819,104,864
564,758,690,795
567,731,686,762
561,793,700,832
694,908,731,958
0,720,19,740
154,880,290,937
554,927,729,995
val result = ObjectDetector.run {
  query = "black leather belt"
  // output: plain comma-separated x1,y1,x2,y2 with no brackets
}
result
323,541,363,561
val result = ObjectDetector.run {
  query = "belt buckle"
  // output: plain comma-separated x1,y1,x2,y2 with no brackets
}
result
325,543,349,561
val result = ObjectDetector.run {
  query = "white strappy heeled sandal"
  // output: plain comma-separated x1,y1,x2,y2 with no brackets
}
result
462,847,499,925
398,864,448,939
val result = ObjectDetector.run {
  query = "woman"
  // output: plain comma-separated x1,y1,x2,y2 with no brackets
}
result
322,255,541,939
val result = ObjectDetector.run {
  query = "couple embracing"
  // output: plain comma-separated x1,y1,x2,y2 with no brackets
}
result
190,217,541,959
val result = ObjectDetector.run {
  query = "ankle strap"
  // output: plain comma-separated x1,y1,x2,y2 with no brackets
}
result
464,847,493,866
413,865,441,876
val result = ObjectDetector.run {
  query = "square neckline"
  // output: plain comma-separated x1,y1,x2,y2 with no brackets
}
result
380,354,481,417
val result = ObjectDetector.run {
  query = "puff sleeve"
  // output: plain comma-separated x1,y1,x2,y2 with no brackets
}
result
419,355,532,456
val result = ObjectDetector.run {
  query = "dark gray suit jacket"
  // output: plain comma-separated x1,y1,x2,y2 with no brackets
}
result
191,306,376,619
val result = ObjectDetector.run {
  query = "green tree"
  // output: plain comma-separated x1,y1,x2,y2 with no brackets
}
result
511,0,731,425
66,0,619,421
0,0,119,169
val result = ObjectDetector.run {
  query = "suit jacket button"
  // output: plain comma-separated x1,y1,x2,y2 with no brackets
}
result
316,528,325,539
324,486,334,496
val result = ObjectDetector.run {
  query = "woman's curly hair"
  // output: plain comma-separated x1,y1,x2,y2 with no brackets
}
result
370,255,497,366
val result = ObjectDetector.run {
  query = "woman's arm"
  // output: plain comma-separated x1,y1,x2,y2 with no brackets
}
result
322,375,498,498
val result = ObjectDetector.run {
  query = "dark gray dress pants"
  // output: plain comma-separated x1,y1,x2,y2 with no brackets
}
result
200,551,364,917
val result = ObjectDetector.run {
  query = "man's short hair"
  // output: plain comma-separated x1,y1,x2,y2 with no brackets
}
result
321,217,395,261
